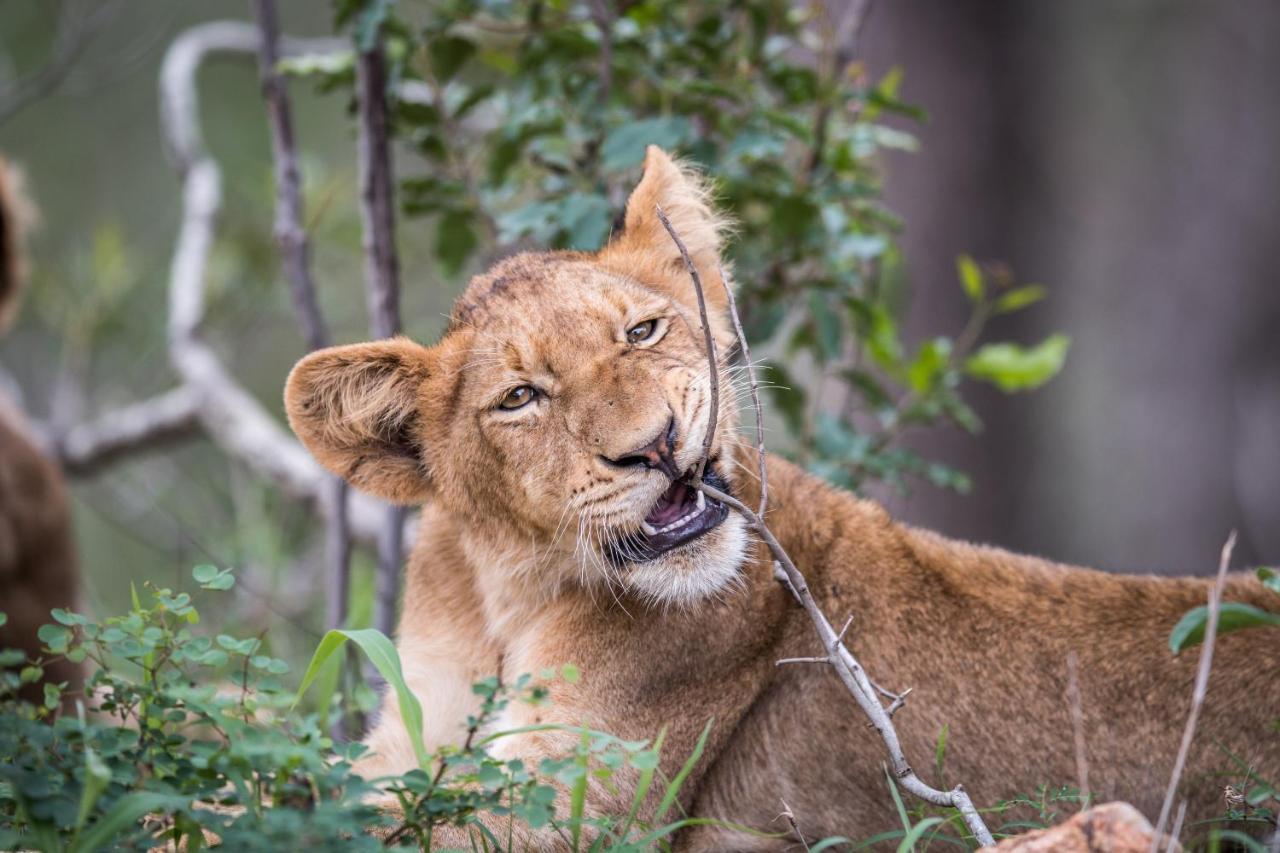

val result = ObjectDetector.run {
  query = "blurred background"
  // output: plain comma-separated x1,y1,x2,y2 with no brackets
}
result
0,0,1276,655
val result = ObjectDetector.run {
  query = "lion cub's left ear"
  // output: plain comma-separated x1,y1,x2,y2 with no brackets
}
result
284,337,442,504
601,145,730,307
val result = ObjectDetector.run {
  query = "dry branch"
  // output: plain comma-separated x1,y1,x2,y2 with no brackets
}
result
251,0,354,638
661,209,996,847
157,21,403,549
1064,650,1091,810
353,25,407,640
24,22,440,515
1151,531,1237,847
48,387,201,476
253,0,330,354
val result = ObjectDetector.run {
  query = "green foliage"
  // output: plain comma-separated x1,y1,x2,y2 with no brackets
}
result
0,570,385,851
1169,566,1280,653
0,572,795,850
285,0,1070,497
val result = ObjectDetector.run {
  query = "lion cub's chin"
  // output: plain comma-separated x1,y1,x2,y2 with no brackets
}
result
621,513,750,608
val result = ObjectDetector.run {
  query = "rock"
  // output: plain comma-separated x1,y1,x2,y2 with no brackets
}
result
983,802,1180,852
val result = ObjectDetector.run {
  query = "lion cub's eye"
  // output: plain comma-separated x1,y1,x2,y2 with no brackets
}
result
499,385,538,410
626,319,660,344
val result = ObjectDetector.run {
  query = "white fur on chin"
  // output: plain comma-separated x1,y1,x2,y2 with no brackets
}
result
622,513,749,608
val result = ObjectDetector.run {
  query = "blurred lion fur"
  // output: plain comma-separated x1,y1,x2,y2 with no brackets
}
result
0,155,81,708
0,156,36,335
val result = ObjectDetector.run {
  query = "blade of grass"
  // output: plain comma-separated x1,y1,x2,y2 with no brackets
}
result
630,816,780,848
294,627,428,767
70,746,111,838
68,793,182,853
897,817,946,853
654,719,713,823
570,726,591,852
885,764,912,832
617,727,667,842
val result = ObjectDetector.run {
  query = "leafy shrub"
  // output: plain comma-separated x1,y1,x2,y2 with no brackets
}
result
292,0,1069,496
0,568,763,850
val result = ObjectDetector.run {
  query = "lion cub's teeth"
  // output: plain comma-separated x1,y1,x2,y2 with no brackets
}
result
641,521,658,537
695,490,706,511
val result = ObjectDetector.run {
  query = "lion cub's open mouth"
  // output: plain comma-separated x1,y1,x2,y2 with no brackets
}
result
613,464,730,562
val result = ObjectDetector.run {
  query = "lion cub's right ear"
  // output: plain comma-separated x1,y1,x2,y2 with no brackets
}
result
285,337,441,505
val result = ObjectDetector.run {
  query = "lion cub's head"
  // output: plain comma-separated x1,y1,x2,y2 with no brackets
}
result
285,146,748,606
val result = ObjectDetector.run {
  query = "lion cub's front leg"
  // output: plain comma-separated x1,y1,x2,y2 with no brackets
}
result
355,537,500,782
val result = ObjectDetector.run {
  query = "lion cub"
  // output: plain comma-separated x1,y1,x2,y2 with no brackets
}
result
287,146,1278,850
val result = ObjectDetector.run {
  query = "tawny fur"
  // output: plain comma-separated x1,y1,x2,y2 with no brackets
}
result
286,147,1279,850
0,156,81,707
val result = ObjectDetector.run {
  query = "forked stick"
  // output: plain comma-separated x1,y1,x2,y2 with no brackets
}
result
658,208,995,847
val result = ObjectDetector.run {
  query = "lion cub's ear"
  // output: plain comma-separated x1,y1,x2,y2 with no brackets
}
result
285,337,439,504
603,146,729,305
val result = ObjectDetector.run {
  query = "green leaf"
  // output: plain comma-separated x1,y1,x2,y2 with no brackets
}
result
864,304,903,372
559,193,611,251
428,35,476,81
956,255,983,303
37,623,71,651
964,334,1071,392
994,284,1047,314
1169,602,1280,653
192,564,219,584
51,608,84,625
437,209,478,276
0,612,6,628
896,817,946,853
654,720,712,823
561,663,581,684
600,117,693,172
907,338,951,394
1258,567,1280,595
295,628,429,767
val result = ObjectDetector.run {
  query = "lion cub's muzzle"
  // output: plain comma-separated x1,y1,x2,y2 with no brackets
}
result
605,463,730,564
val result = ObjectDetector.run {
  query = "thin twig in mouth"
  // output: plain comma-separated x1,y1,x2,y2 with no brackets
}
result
657,207,996,847
655,204,718,483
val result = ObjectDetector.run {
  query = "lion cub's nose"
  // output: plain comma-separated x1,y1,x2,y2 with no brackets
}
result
603,416,680,480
